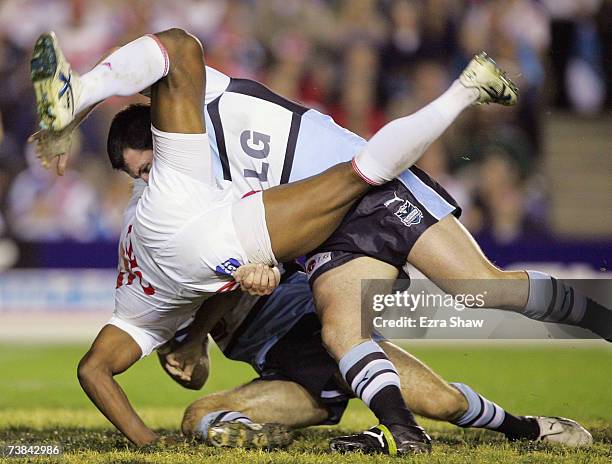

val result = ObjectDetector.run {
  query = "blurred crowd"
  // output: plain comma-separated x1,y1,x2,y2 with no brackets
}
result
0,0,610,269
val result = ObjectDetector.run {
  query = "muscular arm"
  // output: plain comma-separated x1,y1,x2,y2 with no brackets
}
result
158,291,243,389
77,324,157,446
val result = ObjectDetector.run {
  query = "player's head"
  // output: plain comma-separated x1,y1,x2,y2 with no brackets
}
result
107,103,154,183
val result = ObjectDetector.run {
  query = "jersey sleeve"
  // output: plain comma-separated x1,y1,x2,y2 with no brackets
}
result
204,66,230,104
151,125,215,185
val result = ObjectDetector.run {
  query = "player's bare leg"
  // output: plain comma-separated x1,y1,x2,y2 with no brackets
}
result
181,380,326,448
382,341,592,446
31,33,517,272
312,259,550,431
313,257,396,359
179,336,591,448
241,53,519,263
408,215,612,339
310,257,432,454
380,342,466,422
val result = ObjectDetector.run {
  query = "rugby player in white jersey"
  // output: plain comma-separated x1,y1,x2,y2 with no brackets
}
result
109,184,589,454
29,27,524,452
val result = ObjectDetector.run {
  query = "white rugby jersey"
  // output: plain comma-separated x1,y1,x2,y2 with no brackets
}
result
114,65,366,325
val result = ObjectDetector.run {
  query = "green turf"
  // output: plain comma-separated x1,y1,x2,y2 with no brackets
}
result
0,343,610,463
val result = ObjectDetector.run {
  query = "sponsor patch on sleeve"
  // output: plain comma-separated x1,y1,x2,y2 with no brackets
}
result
215,258,242,276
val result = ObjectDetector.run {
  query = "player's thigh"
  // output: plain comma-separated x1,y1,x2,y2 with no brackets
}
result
183,380,328,432
262,163,369,262
313,256,399,359
381,341,466,421
407,215,527,307
150,28,206,134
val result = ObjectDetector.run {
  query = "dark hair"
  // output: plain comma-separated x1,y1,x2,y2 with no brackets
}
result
107,103,153,171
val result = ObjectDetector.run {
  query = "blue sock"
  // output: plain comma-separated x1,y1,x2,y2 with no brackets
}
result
451,383,539,439
339,340,416,427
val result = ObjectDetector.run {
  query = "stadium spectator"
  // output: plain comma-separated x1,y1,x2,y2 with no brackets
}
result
7,144,100,242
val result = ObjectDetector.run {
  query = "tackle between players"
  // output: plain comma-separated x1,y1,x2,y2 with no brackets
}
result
29,28,610,455
30,29,499,310
154,271,592,450
115,180,592,453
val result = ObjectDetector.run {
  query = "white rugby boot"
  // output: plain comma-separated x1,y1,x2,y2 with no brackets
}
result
529,416,593,447
30,31,82,131
459,52,518,106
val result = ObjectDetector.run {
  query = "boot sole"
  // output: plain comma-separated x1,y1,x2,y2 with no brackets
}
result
30,32,66,130
207,421,293,449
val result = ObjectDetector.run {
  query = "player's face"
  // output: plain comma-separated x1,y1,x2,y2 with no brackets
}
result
123,148,154,183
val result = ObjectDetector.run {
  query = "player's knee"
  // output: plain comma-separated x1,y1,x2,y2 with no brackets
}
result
321,324,368,362
155,27,193,48
181,393,246,435
76,356,91,383
181,399,218,435
77,352,105,385
181,402,203,435
154,28,202,69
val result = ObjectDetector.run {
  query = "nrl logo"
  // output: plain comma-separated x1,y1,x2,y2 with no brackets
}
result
384,192,423,227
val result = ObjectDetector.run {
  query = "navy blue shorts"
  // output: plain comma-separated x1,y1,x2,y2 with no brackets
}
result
305,166,460,283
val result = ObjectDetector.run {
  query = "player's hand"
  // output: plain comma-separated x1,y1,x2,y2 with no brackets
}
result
164,341,204,382
233,263,281,296
27,128,74,175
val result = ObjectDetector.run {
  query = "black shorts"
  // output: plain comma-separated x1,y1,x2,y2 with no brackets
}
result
305,166,461,283
257,313,352,425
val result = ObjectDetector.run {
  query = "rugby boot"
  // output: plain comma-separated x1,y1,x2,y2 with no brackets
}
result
330,423,432,456
207,420,293,449
459,51,518,106
525,416,593,447
31,31,82,131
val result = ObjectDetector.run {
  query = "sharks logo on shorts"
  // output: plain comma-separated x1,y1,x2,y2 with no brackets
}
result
383,192,423,228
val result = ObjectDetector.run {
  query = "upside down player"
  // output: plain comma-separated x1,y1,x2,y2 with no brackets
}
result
29,27,517,453
108,183,591,453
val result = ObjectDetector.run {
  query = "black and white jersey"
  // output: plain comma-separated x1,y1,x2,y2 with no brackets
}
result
204,72,367,195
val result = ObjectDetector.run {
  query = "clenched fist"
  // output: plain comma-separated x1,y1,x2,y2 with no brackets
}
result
233,263,281,296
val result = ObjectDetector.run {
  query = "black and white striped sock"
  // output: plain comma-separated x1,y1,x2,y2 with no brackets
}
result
524,271,611,339
451,383,539,440
195,410,253,439
523,271,586,324
339,340,417,427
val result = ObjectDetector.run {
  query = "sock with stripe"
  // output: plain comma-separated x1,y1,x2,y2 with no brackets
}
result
451,383,539,440
75,35,169,114
352,80,477,185
523,271,611,339
339,340,417,427
194,410,254,440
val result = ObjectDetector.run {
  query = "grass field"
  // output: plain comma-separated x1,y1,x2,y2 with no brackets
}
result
0,343,610,463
